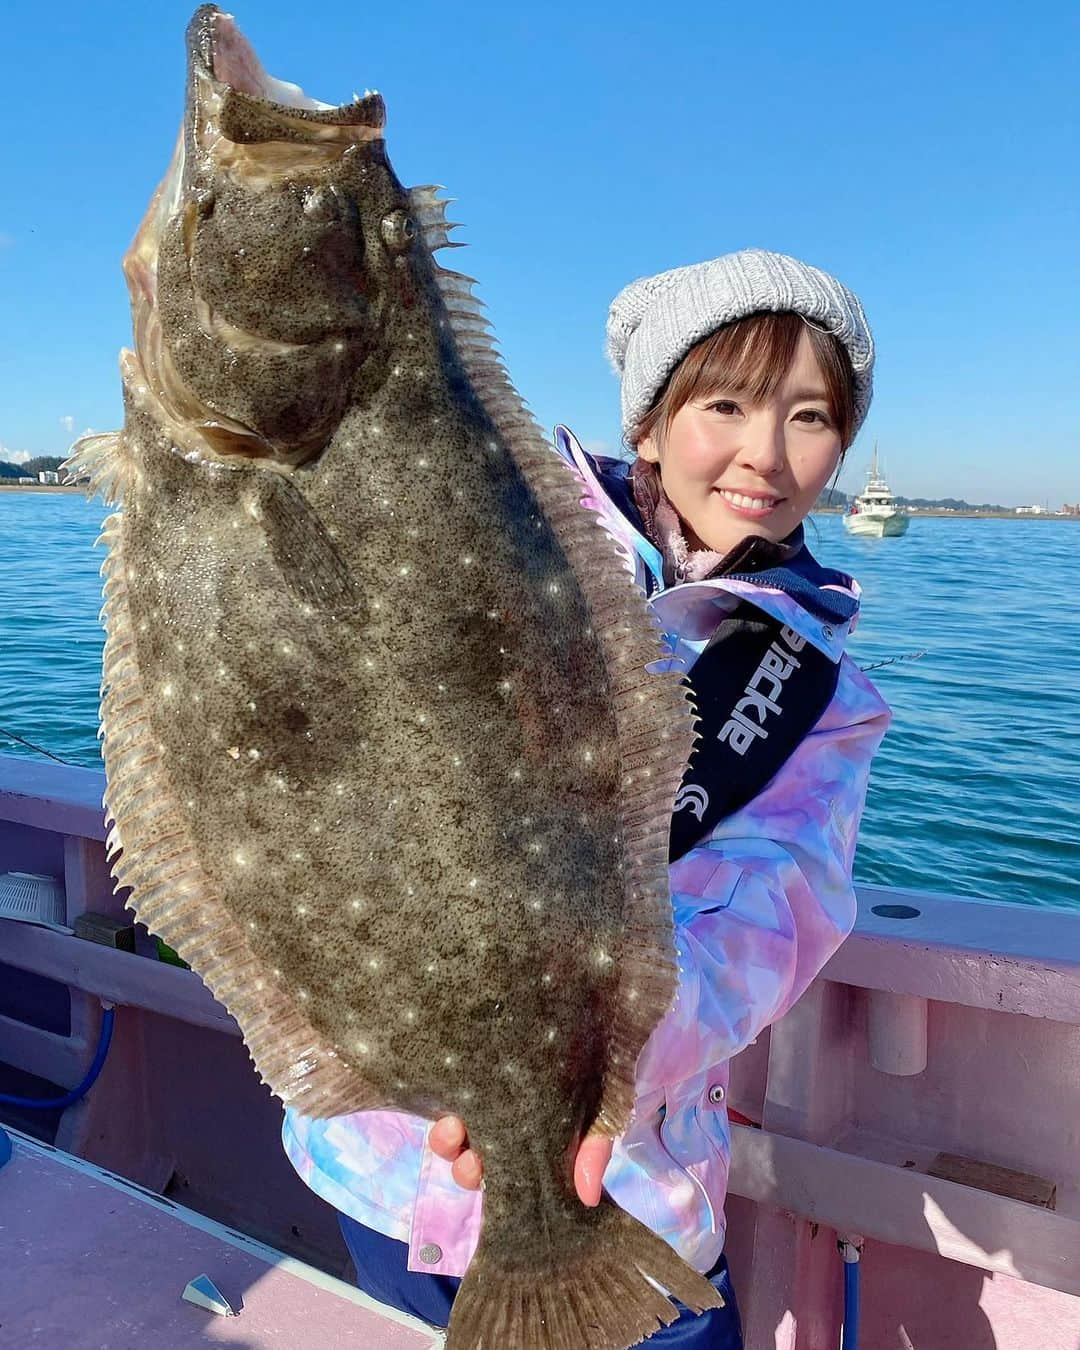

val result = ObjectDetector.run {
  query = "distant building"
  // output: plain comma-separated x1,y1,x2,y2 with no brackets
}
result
37,471,61,485
1062,503,1080,516
17,477,35,485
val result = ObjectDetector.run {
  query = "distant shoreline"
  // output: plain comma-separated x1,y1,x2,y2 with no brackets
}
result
0,483,83,494
1,483,1074,520
816,507,1078,521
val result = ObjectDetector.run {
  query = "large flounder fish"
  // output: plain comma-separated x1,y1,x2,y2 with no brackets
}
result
68,7,722,1346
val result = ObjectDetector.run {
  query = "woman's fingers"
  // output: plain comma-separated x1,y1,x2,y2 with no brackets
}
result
429,1114,466,1160
574,1130,614,1207
431,1115,612,1201
451,1147,484,1190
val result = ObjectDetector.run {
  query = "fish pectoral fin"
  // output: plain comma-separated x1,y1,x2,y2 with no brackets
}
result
251,470,361,613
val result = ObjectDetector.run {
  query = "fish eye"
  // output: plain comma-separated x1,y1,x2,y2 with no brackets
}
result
302,185,342,222
381,209,417,254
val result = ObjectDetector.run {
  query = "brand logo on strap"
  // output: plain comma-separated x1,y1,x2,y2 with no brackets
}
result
673,783,710,820
717,625,808,757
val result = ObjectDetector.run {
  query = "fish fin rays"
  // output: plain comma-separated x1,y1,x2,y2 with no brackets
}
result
254,469,361,613
439,255,696,1137
63,430,130,505
447,1195,723,1349
96,509,384,1119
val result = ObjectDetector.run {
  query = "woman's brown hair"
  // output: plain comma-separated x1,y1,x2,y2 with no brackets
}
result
629,311,857,454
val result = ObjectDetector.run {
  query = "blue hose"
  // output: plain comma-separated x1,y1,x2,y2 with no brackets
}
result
0,1005,115,1111
841,1240,861,1350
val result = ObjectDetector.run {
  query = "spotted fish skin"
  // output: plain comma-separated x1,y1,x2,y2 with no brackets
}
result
68,7,720,1346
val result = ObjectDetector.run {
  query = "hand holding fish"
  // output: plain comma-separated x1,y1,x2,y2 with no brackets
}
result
430,1116,614,1206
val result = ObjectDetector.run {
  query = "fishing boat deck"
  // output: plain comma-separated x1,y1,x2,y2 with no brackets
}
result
0,1126,442,1348
1,754,1079,1348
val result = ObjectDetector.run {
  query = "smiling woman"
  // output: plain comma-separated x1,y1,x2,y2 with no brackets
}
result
633,314,853,555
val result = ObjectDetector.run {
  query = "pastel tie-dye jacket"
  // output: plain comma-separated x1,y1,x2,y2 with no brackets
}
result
283,427,891,1277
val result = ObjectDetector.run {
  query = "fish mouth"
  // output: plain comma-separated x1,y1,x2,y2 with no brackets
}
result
187,4,385,150
123,6,387,468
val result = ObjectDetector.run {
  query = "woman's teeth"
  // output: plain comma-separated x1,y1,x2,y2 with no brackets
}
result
719,490,780,510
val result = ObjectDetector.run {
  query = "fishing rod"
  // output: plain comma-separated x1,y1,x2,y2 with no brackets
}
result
0,726,79,767
858,650,927,674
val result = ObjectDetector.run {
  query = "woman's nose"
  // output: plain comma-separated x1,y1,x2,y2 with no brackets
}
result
737,416,786,476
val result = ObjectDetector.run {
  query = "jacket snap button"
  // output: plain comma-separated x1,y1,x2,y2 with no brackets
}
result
822,625,835,642
708,1084,725,1104
419,1243,443,1264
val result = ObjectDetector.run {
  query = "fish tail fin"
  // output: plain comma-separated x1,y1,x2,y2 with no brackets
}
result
445,1194,722,1349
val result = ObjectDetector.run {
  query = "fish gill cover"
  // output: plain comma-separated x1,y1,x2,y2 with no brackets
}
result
66,7,717,1346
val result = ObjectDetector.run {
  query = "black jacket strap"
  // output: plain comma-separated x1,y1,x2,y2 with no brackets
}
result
668,603,841,862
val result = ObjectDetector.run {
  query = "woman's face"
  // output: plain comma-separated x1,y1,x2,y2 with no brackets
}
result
637,327,844,556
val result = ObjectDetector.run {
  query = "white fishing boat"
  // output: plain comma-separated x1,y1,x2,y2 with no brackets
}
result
843,446,910,537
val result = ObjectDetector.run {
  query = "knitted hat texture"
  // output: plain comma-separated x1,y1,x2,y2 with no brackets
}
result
606,248,874,440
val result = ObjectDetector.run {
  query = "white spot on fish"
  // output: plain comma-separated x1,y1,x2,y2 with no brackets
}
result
542,972,554,986
444,1054,456,1067
298,988,310,1001
351,899,363,911
368,957,381,971
233,850,249,867
355,1041,371,1055
162,683,174,699
392,365,402,376
583,748,594,764
531,899,543,911
248,748,261,760
247,701,257,711
399,564,411,576
278,640,296,657
335,783,346,796
291,850,305,862
426,961,437,974
546,1028,557,1043
468,877,479,889
404,1008,417,1023
498,680,512,696
462,554,474,567
296,904,308,917
510,768,522,781
227,746,240,760
595,948,614,970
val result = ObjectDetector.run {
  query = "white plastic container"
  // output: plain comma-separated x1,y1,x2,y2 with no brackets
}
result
0,872,70,932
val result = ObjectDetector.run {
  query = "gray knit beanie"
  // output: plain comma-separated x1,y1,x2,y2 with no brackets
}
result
607,248,874,441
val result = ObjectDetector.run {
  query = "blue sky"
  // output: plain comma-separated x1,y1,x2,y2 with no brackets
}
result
2,0,1076,506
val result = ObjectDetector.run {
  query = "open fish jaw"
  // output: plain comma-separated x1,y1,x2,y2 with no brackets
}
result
69,7,720,1346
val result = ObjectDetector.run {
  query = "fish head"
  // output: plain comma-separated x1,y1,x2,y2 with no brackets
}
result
126,5,436,468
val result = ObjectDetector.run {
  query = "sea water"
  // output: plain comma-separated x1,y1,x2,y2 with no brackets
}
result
0,491,1076,911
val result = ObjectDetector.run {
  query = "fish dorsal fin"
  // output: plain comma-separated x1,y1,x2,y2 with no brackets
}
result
433,253,697,1138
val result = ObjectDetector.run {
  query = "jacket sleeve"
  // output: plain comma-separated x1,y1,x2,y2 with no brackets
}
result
633,656,890,1095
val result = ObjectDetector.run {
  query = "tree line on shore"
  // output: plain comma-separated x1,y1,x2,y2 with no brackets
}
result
0,455,64,480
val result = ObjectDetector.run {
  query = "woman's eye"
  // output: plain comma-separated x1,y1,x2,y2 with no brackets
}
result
708,400,739,414
795,409,830,425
